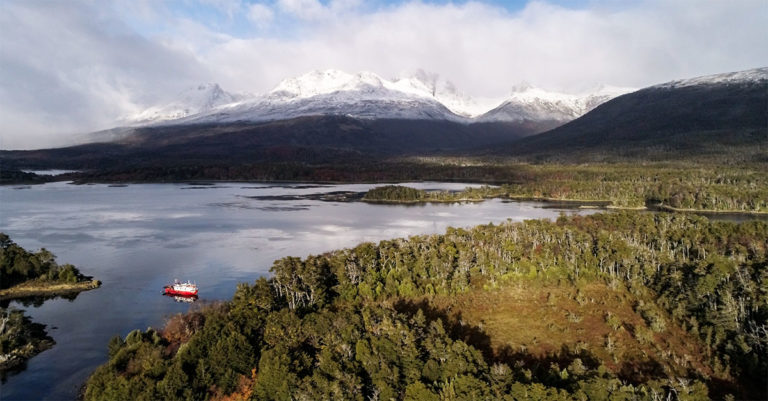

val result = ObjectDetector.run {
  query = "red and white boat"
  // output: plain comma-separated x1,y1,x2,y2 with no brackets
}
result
163,280,198,297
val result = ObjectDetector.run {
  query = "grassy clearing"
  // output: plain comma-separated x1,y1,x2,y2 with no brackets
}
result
0,279,101,300
396,281,720,386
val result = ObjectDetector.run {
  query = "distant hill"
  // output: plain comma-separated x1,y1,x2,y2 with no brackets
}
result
502,67,768,163
0,116,548,171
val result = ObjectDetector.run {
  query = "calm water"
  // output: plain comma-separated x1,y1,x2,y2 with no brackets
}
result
0,181,599,400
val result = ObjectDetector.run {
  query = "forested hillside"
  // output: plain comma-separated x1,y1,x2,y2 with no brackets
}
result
85,212,767,400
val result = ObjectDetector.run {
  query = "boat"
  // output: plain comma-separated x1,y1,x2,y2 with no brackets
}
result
163,279,198,297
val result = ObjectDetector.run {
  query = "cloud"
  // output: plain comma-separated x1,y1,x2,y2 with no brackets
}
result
200,0,244,19
247,3,275,26
0,0,211,149
1,0,766,149
277,0,328,20
276,0,361,20
202,0,767,96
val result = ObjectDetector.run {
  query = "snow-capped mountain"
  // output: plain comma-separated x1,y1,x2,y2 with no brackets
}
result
180,70,464,124
652,67,768,89
125,83,244,124
385,70,504,118
476,83,635,123
125,69,634,126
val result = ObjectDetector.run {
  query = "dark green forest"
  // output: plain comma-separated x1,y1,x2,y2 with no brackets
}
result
362,185,486,203
363,185,428,202
85,212,767,400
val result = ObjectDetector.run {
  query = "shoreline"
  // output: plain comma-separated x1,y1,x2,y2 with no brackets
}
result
653,204,768,216
0,280,101,301
4,178,767,217
0,339,55,372
362,197,486,204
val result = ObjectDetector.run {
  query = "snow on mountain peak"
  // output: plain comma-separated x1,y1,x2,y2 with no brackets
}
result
271,69,354,98
477,83,635,123
270,69,393,99
125,83,242,123
170,69,464,124
653,67,768,89
126,69,637,126
389,70,504,118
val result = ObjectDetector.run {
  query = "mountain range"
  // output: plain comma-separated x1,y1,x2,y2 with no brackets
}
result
1,67,765,174
122,69,633,127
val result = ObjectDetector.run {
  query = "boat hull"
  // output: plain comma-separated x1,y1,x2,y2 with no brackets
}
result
163,287,198,296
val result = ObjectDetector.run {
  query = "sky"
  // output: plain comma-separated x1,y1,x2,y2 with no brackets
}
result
1,0,766,149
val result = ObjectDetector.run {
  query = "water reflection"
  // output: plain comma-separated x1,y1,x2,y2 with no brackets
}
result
0,292,81,309
165,294,198,303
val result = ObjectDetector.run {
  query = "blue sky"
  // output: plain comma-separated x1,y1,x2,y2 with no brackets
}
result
2,0,766,148
115,0,601,40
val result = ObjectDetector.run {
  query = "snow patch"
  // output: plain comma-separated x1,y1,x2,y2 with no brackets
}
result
653,67,768,89
476,84,635,123
123,83,245,124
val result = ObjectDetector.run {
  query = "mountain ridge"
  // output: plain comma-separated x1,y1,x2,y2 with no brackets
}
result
122,69,633,127
503,67,768,162
477,84,634,123
3,67,764,174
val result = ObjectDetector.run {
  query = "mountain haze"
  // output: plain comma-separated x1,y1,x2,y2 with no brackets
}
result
125,84,245,124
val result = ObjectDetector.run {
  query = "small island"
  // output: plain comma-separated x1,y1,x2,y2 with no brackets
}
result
0,233,101,301
362,184,489,203
0,233,99,372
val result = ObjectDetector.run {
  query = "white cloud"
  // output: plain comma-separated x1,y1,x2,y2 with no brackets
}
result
277,0,327,20
200,0,244,19
247,3,275,26
202,0,768,97
276,0,360,20
1,0,766,149
0,0,211,149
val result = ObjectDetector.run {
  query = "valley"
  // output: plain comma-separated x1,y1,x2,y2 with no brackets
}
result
3,1,767,399
1,63,766,401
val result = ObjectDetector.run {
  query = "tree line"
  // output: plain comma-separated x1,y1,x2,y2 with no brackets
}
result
0,233,90,289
